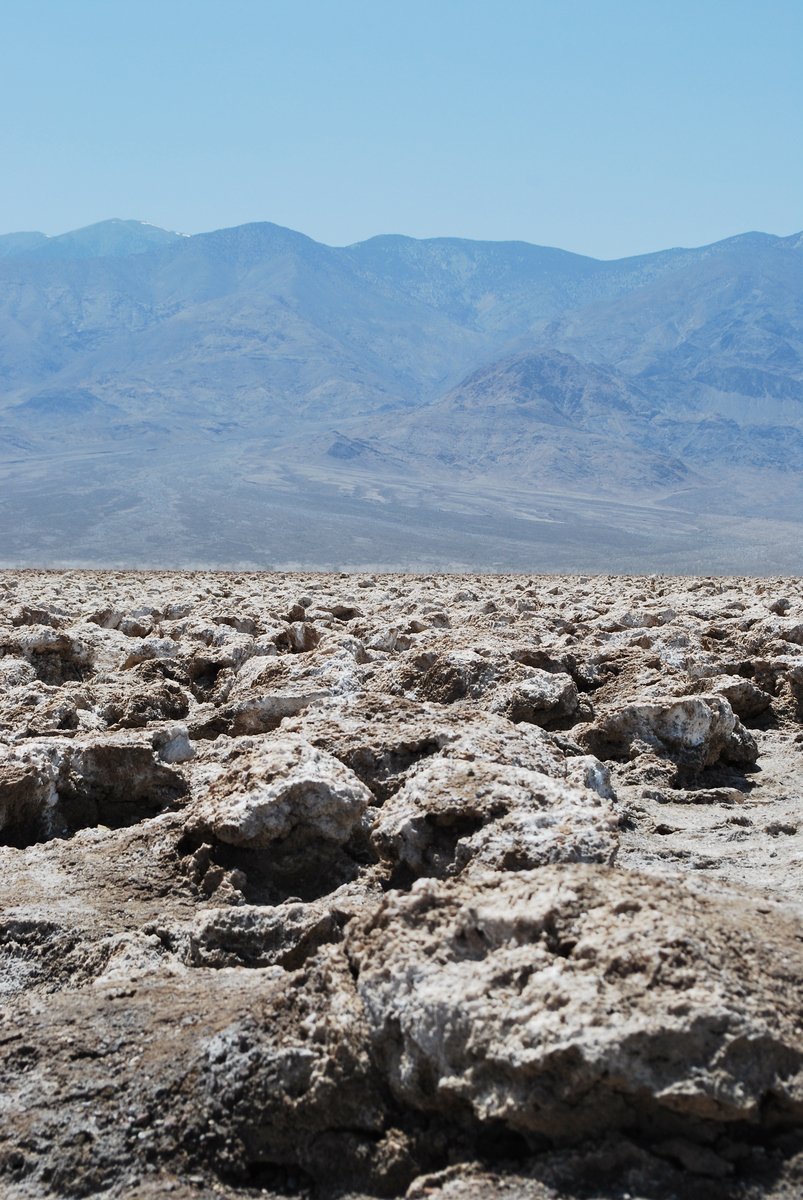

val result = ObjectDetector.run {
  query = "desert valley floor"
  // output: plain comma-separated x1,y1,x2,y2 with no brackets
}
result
0,570,802,1199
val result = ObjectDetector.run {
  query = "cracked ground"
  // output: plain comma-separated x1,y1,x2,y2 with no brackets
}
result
0,570,802,1199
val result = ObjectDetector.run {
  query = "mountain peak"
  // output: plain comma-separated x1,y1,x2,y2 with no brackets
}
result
0,230,49,258
0,218,185,261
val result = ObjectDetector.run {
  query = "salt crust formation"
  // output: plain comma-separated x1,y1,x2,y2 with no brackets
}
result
0,570,801,1199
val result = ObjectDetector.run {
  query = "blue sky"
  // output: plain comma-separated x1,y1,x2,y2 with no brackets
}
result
2,0,801,257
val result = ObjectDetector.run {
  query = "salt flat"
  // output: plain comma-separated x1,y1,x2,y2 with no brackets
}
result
0,570,801,1198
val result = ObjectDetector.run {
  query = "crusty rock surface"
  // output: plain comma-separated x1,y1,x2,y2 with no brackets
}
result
188,734,372,852
370,759,618,878
347,867,803,1135
0,570,802,1199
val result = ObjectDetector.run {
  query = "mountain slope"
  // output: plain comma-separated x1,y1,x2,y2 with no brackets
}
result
0,218,802,569
0,219,185,260
540,231,803,424
0,222,486,427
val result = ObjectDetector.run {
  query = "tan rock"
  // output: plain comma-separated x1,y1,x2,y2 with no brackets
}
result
347,865,803,1137
371,758,618,878
188,733,372,851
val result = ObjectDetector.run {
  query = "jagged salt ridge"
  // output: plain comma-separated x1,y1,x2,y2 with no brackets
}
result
0,569,801,1198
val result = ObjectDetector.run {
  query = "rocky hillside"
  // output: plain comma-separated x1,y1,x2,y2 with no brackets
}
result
1,569,802,1198
0,221,801,569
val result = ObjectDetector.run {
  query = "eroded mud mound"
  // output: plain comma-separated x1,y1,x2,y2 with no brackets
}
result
0,569,802,1200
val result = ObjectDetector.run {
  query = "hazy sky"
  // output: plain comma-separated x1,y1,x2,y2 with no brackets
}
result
2,0,801,258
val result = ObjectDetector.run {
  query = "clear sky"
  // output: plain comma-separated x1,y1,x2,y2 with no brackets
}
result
2,0,801,258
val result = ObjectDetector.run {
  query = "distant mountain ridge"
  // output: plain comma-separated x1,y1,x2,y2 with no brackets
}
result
0,218,801,570
0,218,185,259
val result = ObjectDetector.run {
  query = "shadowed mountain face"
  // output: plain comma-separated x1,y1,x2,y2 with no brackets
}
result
0,219,801,570
383,351,692,497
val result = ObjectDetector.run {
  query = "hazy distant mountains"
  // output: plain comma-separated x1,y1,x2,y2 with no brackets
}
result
0,217,801,570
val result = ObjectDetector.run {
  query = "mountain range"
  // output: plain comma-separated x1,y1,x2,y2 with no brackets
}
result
0,217,801,570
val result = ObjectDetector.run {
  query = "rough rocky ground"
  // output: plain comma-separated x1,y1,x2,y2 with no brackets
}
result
0,570,801,1200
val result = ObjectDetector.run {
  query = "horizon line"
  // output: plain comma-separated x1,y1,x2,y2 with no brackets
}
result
2,216,801,264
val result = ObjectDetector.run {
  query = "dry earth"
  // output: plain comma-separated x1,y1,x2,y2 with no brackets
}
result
0,570,802,1200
